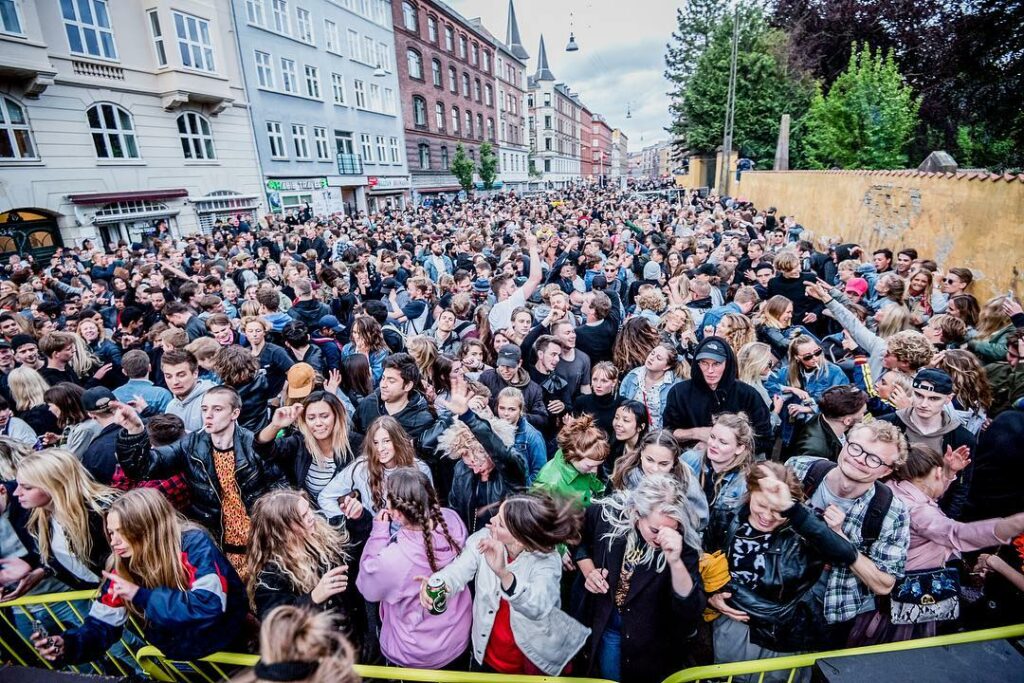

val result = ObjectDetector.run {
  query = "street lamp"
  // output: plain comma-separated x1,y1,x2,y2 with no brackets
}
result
565,11,579,51
373,63,386,78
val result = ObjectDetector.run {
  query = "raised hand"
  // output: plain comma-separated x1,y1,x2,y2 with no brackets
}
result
108,401,144,434
101,571,140,602
944,444,971,474
656,526,684,565
440,376,471,416
324,369,342,395
311,565,349,604
803,280,829,302
477,536,507,577
270,404,304,430
755,464,794,512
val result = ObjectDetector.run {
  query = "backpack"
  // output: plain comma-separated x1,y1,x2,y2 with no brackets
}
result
801,459,893,547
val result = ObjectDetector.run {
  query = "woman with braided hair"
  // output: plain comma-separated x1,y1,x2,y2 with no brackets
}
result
357,467,471,669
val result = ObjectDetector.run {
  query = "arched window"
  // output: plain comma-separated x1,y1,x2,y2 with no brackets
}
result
417,142,430,169
476,113,483,139
451,106,459,134
412,96,426,127
464,110,472,137
440,145,449,169
401,2,417,31
473,78,481,102
406,48,423,79
486,117,495,142
176,111,215,159
87,103,139,159
431,59,442,87
435,101,445,129
447,66,456,92
0,96,38,160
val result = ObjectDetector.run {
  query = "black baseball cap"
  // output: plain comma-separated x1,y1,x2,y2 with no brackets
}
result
913,368,953,395
496,344,522,368
10,334,36,351
82,387,116,414
695,339,729,364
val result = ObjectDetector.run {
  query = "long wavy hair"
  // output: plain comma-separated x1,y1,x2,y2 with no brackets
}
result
296,391,354,466
717,313,755,358
785,334,828,391
695,413,755,503
931,349,993,411
9,366,49,411
361,416,417,511
246,490,350,608
976,296,1012,340
613,317,661,372
599,473,702,573
16,448,118,565
106,488,192,616
385,468,462,573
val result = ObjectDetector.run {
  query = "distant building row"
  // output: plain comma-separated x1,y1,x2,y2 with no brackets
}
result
0,0,628,255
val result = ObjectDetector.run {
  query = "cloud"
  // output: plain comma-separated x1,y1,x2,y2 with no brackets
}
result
445,0,679,149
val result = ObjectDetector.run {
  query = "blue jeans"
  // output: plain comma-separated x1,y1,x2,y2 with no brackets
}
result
597,609,623,681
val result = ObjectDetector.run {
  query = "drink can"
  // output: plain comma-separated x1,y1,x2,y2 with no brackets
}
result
425,577,448,615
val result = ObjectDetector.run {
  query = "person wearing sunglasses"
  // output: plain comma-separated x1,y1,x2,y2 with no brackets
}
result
786,420,911,647
766,335,850,448
930,267,973,315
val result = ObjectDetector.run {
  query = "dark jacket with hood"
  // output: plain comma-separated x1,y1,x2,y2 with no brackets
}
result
663,336,774,456
288,298,331,328
478,367,548,431
115,425,285,541
880,408,976,519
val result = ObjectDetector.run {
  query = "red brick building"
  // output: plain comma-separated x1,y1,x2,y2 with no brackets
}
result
393,0,498,200
592,115,614,184
580,106,593,179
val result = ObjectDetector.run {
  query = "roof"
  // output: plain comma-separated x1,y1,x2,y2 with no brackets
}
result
505,0,529,60
535,35,555,81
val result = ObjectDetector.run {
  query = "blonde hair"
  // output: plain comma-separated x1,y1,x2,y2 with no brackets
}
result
717,313,755,357
756,295,793,329
736,341,774,386
976,296,1012,340
16,449,118,565
876,305,912,339
8,366,49,411
69,331,102,375
404,335,438,382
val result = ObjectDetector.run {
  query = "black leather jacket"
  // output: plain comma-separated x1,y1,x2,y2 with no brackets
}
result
116,426,285,541
705,502,857,651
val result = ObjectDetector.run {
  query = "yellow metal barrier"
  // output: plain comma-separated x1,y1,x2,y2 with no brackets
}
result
660,623,1024,683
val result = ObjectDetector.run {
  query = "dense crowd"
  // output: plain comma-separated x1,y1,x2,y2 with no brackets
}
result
0,185,1022,683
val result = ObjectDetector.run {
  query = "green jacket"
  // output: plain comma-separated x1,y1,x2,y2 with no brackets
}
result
532,449,604,506
985,361,1024,417
968,324,1013,364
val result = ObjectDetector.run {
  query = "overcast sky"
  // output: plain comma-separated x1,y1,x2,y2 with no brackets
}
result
446,0,677,152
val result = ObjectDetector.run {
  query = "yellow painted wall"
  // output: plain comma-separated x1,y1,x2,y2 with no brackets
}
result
734,170,1024,301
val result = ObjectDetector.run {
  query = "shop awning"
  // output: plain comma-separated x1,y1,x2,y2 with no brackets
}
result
68,189,189,205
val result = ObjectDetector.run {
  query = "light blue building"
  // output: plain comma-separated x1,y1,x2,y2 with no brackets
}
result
231,0,409,216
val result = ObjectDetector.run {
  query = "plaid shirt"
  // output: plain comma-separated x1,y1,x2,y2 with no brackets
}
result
788,456,910,624
110,465,191,512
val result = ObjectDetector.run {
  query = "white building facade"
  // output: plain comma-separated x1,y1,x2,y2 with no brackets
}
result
0,0,265,254
527,36,580,188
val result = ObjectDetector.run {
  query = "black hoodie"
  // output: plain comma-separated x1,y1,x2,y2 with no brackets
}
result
663,336,773,455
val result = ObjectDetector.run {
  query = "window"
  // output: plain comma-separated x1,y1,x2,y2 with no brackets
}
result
267,121,286,158
376,135,386,162
173,12,215,72
401,1,417,31
389,137,400,163
324,20,339,53
482,50,490,72
0,0,23,34
62,0,117,59
484,84,492,106
544,137,552,151
383,88,396,114
473,79,481,102
444,26,453,51
376,42,390,71
246,0,265,26
544,115,551,129
296,7,313,43
412,96,426,127
335,130,353,155
440,145,448,169
0,96,37,160
147,10,167,67
331,73,345,104
431,59,442,87
471,43,478,65
87,103,138,159
291,124,310,159
271,0,290,34
255,51,274,88
434,102,444,129
347,29,359,61
314,127,330,160
487,117,494,141
304,65,320,98
363,36,375,66
543,92,551,106
369,83,381,111
406,49,423,79
544,159,551,172
353,79,366,107
458,35,467,58
280,58,297,93
451,106,459,133
360,133,372,161
464,110,472,137
461,73,469,96
427,16,437,42
477,113,483,139
176,112,215,160
417,143,429,169
448,66,456,92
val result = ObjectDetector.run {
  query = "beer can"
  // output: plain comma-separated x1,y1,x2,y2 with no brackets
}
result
425,577,448,615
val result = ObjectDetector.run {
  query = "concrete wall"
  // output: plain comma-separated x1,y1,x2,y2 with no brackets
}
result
733,170,1024,300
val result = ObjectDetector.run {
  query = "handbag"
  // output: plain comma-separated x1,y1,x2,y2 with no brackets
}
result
890,567,960,624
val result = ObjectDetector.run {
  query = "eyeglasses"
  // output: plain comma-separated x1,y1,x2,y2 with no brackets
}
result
942,278,958,285
799,348,823,362
845,441,890,469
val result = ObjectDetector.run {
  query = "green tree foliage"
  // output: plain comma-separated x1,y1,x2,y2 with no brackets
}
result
478,142,498,190
450,144,475,194
799,44,921,169
675,4,815,165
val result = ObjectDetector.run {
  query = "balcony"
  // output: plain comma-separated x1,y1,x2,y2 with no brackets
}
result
154,69,234,115
0,35,57,97
336,153,364,176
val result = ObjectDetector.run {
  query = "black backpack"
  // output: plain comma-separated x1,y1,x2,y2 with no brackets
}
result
801,459,894,547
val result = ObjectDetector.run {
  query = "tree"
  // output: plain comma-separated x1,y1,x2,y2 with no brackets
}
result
478,141,498,190
450,144,474,194
799,43,921,169
675,4,816,165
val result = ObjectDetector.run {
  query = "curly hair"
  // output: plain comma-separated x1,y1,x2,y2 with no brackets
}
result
717,313,755,358
613,317,660,373
885,331,934,372
931,349,993,411
556,413,610,464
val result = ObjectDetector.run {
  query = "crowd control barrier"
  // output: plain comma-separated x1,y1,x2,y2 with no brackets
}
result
2,590,1022,683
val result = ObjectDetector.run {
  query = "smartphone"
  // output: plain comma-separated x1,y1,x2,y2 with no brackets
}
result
30,619,47,639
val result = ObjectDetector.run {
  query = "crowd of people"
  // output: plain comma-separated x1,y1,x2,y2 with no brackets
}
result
0,185,1022,683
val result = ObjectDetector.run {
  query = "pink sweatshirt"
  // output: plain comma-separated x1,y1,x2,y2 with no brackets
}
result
356,510,472,668
888,480,1011,571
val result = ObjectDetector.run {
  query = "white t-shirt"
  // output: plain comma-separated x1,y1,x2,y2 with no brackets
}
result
488,288,526,331
50,518,100,584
